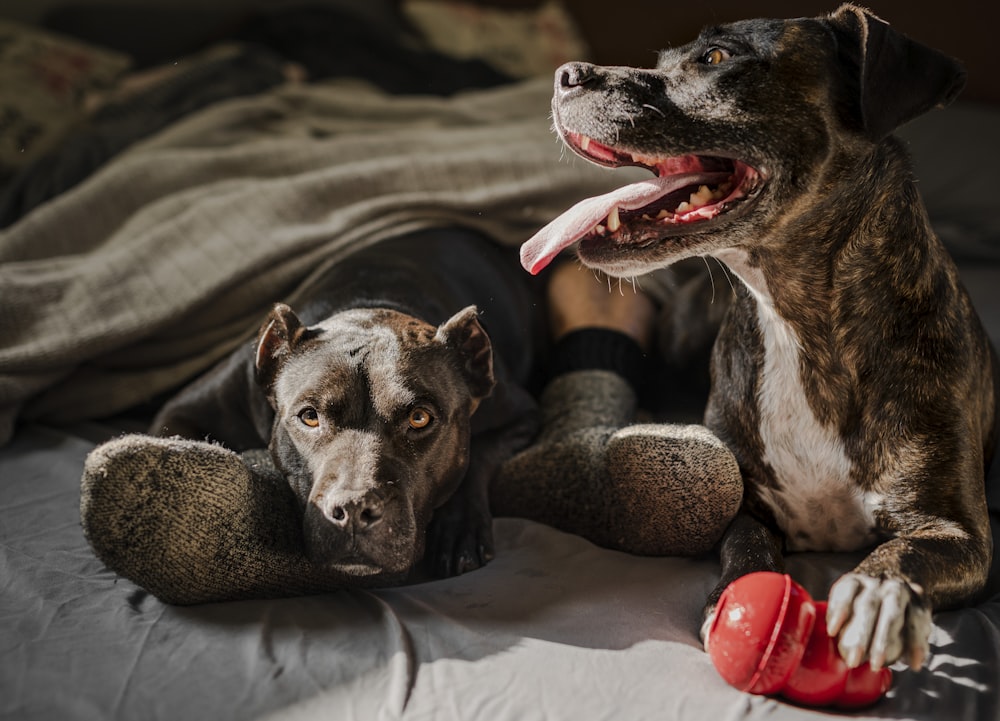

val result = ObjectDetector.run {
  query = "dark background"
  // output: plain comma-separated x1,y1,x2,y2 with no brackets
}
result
2,0,997,104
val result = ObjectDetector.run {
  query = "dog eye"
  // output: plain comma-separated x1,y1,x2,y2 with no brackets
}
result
408,407,433,430
702,47,730,65
298,407,320,428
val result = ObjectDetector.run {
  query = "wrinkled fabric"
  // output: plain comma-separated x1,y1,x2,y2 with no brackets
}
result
2,421,1000,720
0,3,511,229
0,77,644,446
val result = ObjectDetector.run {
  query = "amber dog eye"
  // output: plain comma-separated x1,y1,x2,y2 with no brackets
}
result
408,407,433,430
298,407,320,428
702,47,730,65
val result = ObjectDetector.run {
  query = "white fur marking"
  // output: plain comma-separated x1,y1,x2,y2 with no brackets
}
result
316,310,415,419
713,249,876,552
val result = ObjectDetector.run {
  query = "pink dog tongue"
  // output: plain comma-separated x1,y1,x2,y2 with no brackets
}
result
520,173,719,274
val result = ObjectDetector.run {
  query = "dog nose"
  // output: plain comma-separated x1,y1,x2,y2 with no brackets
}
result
556,61,597,93
325,491,384,530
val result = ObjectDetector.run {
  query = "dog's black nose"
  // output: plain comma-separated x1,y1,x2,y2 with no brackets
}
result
557,62,598,93
326,491,384,530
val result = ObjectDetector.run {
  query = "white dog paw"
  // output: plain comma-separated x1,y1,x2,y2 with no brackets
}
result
825,573,931,670
700,610,716,651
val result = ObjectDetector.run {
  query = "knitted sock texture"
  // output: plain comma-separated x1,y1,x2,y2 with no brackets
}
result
494,370,742,556
80,434,403,604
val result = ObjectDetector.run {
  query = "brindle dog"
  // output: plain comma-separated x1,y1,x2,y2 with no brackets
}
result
520,4,998,671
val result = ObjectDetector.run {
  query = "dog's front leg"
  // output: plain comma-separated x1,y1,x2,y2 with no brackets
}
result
826,440,992,671
826,524,990,671
425,445,497,578
426,387,540,578
700,510,785,645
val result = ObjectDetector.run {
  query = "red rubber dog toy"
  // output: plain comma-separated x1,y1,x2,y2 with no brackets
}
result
706,572,892,708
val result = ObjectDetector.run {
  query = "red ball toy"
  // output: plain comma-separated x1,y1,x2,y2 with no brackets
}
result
706,572,892,708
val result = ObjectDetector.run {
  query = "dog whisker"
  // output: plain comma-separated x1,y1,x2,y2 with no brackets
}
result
700,256,717,305
711,255,739,298
642,103,666,118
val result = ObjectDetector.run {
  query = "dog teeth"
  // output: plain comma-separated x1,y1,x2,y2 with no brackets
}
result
580,136,591,151
607,205,621,232
605,179,736,228
673,184,732,217
690,185,716,206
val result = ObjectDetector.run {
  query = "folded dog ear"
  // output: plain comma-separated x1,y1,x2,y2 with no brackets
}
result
255,303,305,394
435,305,496,402
827,3,966,141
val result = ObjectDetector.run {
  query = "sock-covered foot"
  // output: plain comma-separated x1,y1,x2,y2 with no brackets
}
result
604,423,741,555
493,370,742,556
80,434,403,605
492,370,636,546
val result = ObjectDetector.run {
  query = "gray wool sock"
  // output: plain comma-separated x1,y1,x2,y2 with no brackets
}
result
80,434,403,605
535,369,638,436
604,424,742,554
493,370,742,556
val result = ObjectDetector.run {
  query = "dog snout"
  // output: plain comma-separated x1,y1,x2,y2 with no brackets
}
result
320,490,385,531
556,61,598,94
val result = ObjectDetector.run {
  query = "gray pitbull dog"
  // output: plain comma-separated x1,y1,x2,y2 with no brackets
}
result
152,228,541,581
520,5,998,671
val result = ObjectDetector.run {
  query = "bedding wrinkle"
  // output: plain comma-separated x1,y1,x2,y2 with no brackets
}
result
0,78,639,446
104,601,168,719
918,605,1000,718
247,591,419,721
363,592,418,718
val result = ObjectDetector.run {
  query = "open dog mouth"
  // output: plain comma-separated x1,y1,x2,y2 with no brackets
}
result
520,131,764,274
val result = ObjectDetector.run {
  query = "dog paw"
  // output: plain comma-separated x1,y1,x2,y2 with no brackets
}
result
425,498,495,578
826,573,931,670
699,609,717,651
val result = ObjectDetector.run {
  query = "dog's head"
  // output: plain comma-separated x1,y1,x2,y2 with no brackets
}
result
520,3,966,277
253,303,495,578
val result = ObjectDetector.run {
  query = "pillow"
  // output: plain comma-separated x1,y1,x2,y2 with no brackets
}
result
401,0,590,78
0,20,130,180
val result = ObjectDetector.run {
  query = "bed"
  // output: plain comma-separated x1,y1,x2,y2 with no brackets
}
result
3,2,1000,719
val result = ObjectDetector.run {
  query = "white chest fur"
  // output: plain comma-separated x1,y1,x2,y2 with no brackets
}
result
715,250,879,552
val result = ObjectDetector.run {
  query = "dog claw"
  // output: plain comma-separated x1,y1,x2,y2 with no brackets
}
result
827,572,930,671
825,574,860,636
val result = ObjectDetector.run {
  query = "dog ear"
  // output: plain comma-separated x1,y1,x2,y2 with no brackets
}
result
435,305,496,402
254,303,305,394
827,4,966,141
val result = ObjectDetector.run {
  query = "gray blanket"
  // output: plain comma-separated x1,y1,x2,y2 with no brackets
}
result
0,76,637,445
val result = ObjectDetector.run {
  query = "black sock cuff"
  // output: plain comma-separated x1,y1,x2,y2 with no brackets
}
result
548,328,648,391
